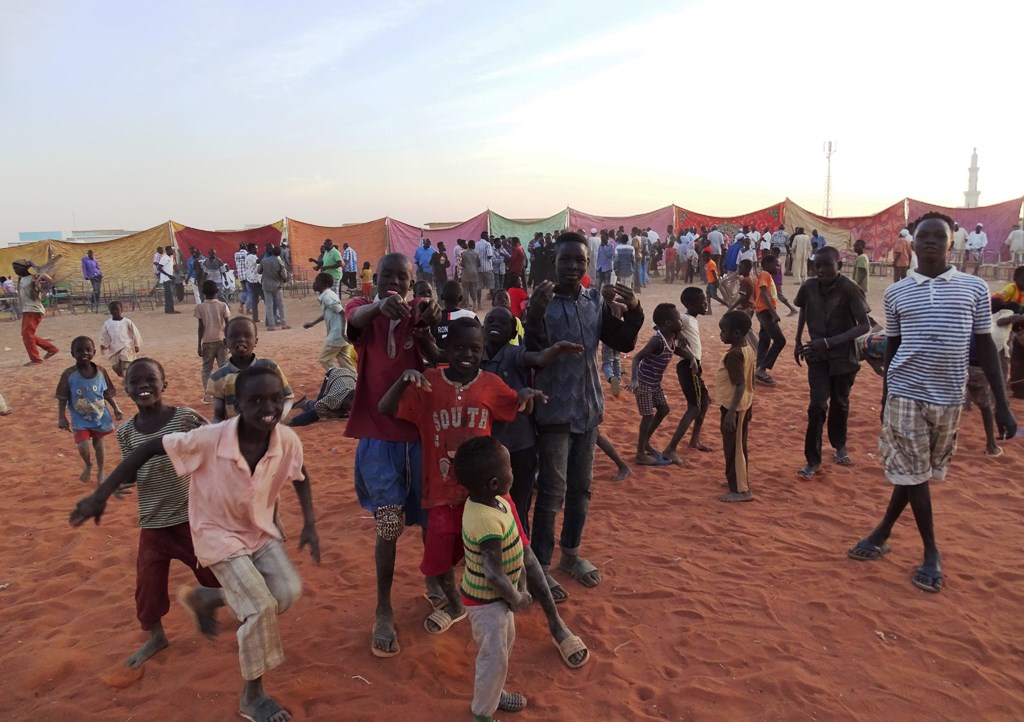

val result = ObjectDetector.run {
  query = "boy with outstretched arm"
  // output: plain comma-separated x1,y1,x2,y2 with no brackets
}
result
57,336,124,484
455,436,589,722
663,287,712,464
344,252,442,657
625,303,683,466
847,212,1016,593
71,366,320,722
207,316,294,423
717,311,756,503
379,317,544,637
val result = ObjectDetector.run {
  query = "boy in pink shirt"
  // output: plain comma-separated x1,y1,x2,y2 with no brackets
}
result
71,366,320,722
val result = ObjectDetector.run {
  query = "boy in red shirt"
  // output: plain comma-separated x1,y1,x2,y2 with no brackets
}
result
379,317,544,636
506,275,529,318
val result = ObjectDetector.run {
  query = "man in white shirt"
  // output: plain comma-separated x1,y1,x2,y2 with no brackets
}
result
951,222,968,252
1004,223,1024,265
156,249,178,314
966,223,988,275
234,242,249,312
475,232,494,298
707,225,725,267
588,228,600,277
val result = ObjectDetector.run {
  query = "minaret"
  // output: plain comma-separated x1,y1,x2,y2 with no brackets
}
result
964,148,980,208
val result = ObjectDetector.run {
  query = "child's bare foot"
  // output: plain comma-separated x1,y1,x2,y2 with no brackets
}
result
719,491,754,503
613,464,632,481
44,349,59,360
177,586,222,638
126,625,169,668
79,464,92,482
371,610,400,657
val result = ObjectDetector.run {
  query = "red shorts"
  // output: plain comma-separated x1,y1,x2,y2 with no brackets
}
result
420,503,466,576
361,283,373,297
74,428,112,443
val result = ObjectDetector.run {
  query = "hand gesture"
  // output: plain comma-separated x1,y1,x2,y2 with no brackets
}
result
510,590,533,612
612,283,639,311
553,340,585,356
69,494,107,526
114,409,123,421
197,345,203,358
529,281,555,315
517,388,548,413
624,379,638,393
995,404,1018,440
379,291,410,320
412,298,441,326
299,523,321,563
401,370,431,390
723,409,737,433
58,417,70,432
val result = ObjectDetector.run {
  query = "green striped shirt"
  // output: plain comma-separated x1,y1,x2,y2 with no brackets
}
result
460,497,524,605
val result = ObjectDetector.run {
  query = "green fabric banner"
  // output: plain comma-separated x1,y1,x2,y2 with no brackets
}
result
488,209,568,239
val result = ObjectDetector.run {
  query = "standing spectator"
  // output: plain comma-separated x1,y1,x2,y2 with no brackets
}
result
587,228,601,278
279,238,292,272
81,249,103,313
431,242,450,289
460,240,481,310
707,225,725,269
793,247,871,478
186,247,206,304
321,238,343,294
233,242,249,313
852,239,870,294
771,225,790,272
951,221,968,262
595,232,614,291
1004,223,1024,265
260,246,290,331
151,246,164,290
613,234,636,290
341,242,358,289
241,244,263,325
414,238,437,287
476,232,495,301
13,259,59,365
493,237,509,290
966,223,988,275
506,237,526,289
891,229,913,282
204,249,227,298
790,228,812,285
155,248,178,314
453,239,466,282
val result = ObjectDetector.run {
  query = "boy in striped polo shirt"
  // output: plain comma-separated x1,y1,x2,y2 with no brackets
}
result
847,212,1016,593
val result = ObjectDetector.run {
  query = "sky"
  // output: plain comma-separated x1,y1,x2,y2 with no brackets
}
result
1,0,1022,244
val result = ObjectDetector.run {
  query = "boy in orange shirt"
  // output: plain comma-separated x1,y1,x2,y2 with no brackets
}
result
754,254,786,386
702,249,726,313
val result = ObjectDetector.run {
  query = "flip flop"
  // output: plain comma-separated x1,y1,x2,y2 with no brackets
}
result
560,557,601,587
986,446,1004,458
552,634,591,670
371,627,401,658
546,573,569,604
797,465,820,479
239,697,288,722
498,691,528,713
832,452,854,466
911,565,943,593
847,540,891,562
636,456,673,467
422,590,447,611
424,607,467,635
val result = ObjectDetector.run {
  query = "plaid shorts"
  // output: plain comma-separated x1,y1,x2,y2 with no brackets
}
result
634,381,668,417
878,395,961,486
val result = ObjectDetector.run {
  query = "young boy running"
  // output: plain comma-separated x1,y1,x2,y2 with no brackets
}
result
717,311,756,502
626,303,683,466
195,279,231,402
75,357,220,668
304,272,355,372
847,212,1016,593
663,287,712,464
13,259,59,365
71,365,320,722
754,254,786,386
99,301,143,377
57,336,124,483
207,317,294,423
345,252,442,657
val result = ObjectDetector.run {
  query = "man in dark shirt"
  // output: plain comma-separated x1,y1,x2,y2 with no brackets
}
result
524,232,643,602
793,246,871,477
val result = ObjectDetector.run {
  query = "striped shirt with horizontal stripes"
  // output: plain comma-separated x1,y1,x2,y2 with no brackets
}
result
460,496,524,606
116,407,207,528
636,330,674,385
884,266,991,407
206,356,293,420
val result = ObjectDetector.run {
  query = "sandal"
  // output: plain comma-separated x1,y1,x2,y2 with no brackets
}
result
498,691,528,712
552,634,591,669
423,607,467,635
846,539,891,561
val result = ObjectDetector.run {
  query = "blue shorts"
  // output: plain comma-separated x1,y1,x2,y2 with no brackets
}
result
354,438,426,527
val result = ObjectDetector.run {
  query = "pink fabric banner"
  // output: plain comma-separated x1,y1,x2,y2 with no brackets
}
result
387,211,490,278
907,198,1023,260
567,206,677,237
676,203,786,244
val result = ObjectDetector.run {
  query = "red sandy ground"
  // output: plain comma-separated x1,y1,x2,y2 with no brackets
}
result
1,275,1023,721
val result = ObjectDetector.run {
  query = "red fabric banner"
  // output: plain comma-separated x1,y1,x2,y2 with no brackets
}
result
387,212,490,278
173,223,283,271
907,197,1023,260
784,199,907,260
286,218,388,275
567,206,677,237
676,202,786,243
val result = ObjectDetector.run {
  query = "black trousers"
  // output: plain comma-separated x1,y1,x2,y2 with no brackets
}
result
803,362,857,467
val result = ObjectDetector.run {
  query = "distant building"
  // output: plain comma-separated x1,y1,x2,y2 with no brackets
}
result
964,148,980,209
18,231,62,243
70,229,136,243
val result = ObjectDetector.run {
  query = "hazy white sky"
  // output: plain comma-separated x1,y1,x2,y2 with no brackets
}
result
2,0,1022,244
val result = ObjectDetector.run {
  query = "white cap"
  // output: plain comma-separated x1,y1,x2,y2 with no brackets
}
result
591,228,598,234
899,229,911,238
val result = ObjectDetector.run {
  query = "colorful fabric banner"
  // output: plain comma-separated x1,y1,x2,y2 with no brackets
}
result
783,199,907,259
173,222,284,271
286,218,388,275
0,240,53,280
567,206,676,237
387,212,491,275
907,197,1023,259
488,209,568,240
676,203,786,243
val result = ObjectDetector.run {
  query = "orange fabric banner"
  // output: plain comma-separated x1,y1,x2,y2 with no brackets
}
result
286,217,388,275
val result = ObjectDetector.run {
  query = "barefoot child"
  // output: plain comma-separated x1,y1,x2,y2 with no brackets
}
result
207,316,294,423
663,287,712,463
304,272,355,372
717,311,756,502
195,280,231,403
626,303,683,466
359,261,374,299
847,212,1016,593
75,357,221,668
57,336,123,483
71,365,321,722
379,317,544,636
99,301,142,377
